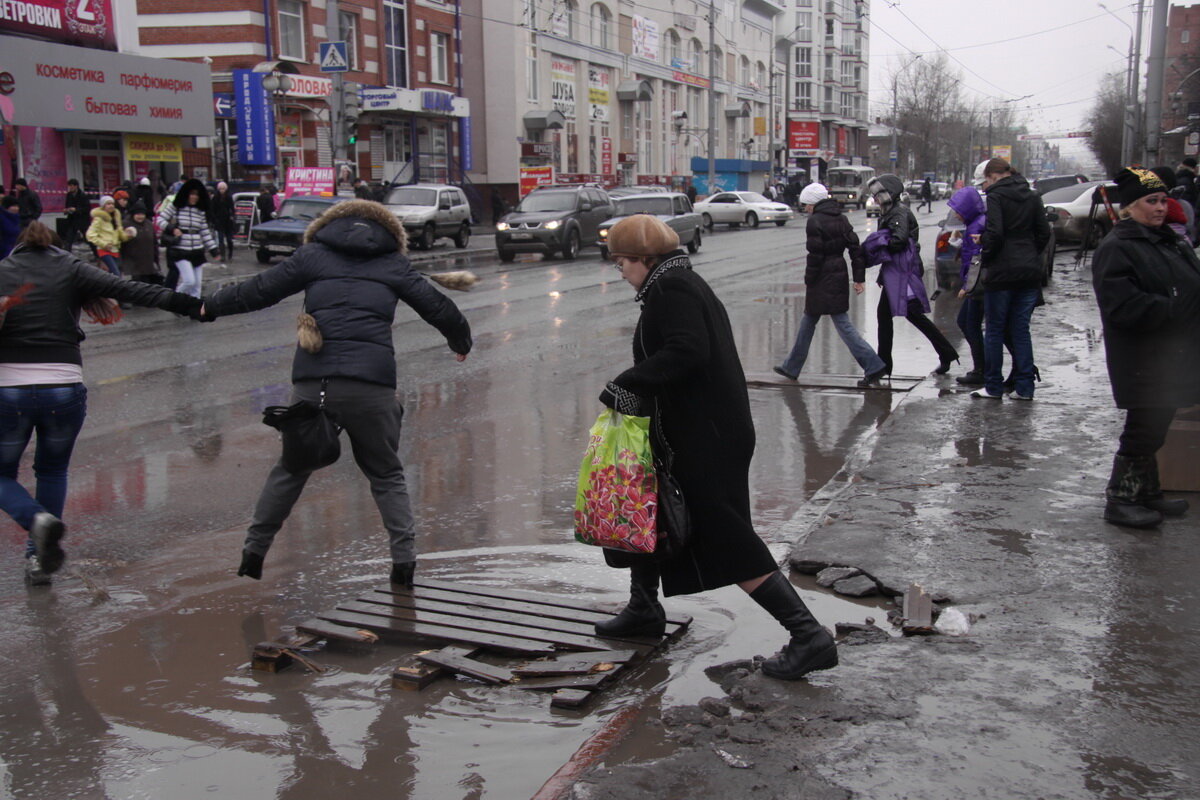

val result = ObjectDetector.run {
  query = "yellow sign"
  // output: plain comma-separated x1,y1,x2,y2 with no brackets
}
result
126,134,183,162
753,116,767,137
991,145,1012,161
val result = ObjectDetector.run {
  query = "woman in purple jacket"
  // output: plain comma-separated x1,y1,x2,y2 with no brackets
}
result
946,186,987,385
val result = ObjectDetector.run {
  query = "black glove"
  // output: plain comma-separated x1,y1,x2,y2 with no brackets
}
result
165,293,203,318
194,296,218,322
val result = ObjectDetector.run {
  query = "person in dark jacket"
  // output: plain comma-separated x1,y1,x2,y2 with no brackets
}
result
203,200,472,585
134,176,155,213
0,196,19,259
12,179,42,230
209,181,237,261
596,214,837,682
255,185,277,224
120,202,161,284
946,185,988,385
971,158,1050,400
353,178,373,200
62,179,92,249
1092,167,1200,529
917,178,934,213
1175,157,1198,209
863,173,958,376
773,183,886,386
0,222,201,585
156,178,221,296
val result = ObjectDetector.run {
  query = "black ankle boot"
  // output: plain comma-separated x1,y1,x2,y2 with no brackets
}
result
237,549,264,580
390,560,416,587
750,571,838,680
595,563,666,638
956,369,984,386
1142,457,1188,517
1104,455,1162,529
933,356,960,375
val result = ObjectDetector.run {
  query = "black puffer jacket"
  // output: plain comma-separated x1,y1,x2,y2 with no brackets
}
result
804,198,866,316
206,200,472,388
1092,218,1200,408
980,174,1050,290
0,244,198,365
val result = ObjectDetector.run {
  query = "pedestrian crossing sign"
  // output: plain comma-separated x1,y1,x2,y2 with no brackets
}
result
319,41,349,72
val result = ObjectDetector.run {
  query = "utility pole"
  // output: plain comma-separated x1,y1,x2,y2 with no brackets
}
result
331,5,345,167
1133,0,1146,159
1143,0,1168,161
707,1,717,194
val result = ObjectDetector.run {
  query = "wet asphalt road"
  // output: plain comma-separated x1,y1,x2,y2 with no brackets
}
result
5,204,1185,799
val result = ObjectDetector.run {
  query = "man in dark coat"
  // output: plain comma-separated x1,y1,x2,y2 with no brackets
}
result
595,214,838,682
209,181,237,261
1093,167,1200,529
685,183,697,204
62,179,91,248
917,178,934,213
12,179,41,230
255,186,276,224
1176,157,1198,208
773,183,886,385
204,200,472,585
353,178,373,200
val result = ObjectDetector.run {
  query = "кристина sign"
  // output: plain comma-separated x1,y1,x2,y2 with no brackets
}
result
285,167,335,198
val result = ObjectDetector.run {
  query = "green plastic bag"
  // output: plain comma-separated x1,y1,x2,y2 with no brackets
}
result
574,408,659,553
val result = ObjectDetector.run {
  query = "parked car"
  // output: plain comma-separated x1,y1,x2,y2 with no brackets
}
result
933,181,950,200
1041,180,1119,244
597,193,703,259
250,195,343,264
1032,174,1089,196
693,191,793,229
933,204,1061,290
382,183,473,250
495,184,613,261
608,185,670,198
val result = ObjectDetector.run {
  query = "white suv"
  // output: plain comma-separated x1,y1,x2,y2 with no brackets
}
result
383,183,473,250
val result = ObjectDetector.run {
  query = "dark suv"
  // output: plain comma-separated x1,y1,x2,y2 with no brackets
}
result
495,185,613,261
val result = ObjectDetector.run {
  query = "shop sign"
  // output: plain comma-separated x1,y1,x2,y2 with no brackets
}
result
125,133,182,162
233,68,276,166
362,87,400,110
588,66,610,122
550,59,575,121
460,116,472,172
632,15,659,61
234,197,257,239
521,141,554,159
788,120,818,151
617,152,637,164
421,89,455,114
285,74,333,99
285,167,335,197
0,0,117,51
0,36,212,135
836,125,847,154
670,71,710,89
601,137,612,175
519,165,554,197
991,145,1012,161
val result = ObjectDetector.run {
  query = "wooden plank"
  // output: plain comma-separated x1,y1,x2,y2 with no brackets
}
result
362,591,669,647
315,609,556,655
513,651,639,677
745,372,921,392
294,618,382,645
514,663,629,692
415,650,515,685
336,600,631,654
902,584,935,636
392,645,479,692
550,689,595,709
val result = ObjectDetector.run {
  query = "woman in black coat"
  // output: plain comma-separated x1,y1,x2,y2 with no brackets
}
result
774,183,886,387
595,214,837,681
1093,167,1200,529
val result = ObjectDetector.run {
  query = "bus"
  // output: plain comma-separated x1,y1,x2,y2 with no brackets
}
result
826,165,876,210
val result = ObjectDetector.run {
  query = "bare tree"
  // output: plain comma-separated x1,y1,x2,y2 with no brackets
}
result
1086,72,1126,176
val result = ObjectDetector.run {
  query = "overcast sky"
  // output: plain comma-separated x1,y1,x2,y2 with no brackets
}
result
865,0,1172,161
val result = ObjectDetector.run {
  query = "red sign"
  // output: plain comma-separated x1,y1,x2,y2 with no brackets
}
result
601,137,612,175
0,0,117,50
284,167,335,198
519,165,554,196
521,142,554,159
788,120,819,151
671,71,711,89
836,126,848,155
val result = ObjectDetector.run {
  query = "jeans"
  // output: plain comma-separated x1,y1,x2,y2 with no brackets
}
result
781,312,885,377
245,378,417,564
957,296,985,373
876,290,958,374
215,226,234,259
0,384,87,556
983,287,1039,397
98,254,121,277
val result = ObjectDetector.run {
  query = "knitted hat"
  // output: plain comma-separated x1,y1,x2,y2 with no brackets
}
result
129,200,149,215
1114,167,1168,206
139,176,151,186
113,189,130,201
799,183,830,205
99,195,114,207
606,214,680,258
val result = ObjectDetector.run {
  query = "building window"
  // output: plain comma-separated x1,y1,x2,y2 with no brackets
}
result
383,0,408,88
690,39,703,73
666,29,680,67
794,46,811,78
591,3,611,49
339,10,359,69
794,81,812,110
794,11,811,42
551,0,576,39
740,56,750,86
278,0,305,60
713,45,723,79
431,31,449,84
527,35,538,101
1183,29,1191,44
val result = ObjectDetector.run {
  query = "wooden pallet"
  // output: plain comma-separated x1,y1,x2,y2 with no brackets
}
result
745,372,923,392
261,579,690,710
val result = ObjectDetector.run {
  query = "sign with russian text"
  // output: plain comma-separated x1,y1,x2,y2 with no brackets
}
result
125,133,182,162
460,116,472,171
551,59,576,121
836,125,847,154
788,120,819,151
671,71,710,89
0,0,117,50
601,137,612,175
233,68,276,166
0,36,212,134
284,167,335,197
519,165,554,197
632,15,660,61
588,66,610,122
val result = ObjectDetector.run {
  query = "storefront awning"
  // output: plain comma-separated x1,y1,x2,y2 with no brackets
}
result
616,79,654,102
523,109,566,132
724,101,751,118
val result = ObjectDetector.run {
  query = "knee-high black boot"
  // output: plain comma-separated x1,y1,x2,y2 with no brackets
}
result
1142,456,1188,516
750,571,838,680
1104,454,1163,529
594,562,666,638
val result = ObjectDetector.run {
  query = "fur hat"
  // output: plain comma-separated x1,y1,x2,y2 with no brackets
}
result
799,183,830,205
1114,167,1168,206
605,214,680,258
302,199,408,253
171,178,210,210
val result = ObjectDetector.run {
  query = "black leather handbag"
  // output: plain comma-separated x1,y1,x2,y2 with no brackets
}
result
261,381,342,474
651,406,692,561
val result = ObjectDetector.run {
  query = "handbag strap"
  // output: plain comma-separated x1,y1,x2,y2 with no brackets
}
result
319,378,329,411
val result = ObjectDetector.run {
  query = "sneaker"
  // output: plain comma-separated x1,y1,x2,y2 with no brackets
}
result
30,512,66,575
772,366,798,381
1011,393,1034,401
970,389,1003,400
24,554,51,586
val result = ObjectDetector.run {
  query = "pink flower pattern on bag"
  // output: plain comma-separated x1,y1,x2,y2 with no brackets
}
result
574,413,660,553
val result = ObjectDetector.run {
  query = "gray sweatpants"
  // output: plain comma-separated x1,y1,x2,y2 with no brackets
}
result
244,378,417,564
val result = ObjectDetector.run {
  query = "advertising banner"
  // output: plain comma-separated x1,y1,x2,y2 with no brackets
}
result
601,137,612,175
670,71,710,89
460,116,472,172
836,126,847,155
0,0,117,50
551,59,576,121
234,197,257,239
519,165,554,197
234,69,276,166
788,121,819,151
588,66,610,122
0,36,212,135
17,125,67,212
125,133,182,163
284,167,335,197
991,145,1012,161
632,15,660,61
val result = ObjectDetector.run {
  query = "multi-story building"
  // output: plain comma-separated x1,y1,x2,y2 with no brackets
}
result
1160,2,1200,162
462,1,789,201
778,0,870,180
131,0,471,188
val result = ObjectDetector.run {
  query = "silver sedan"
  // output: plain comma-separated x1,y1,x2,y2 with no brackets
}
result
693,191,794,230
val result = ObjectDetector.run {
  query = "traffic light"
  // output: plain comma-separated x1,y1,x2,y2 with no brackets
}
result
342,81,361,147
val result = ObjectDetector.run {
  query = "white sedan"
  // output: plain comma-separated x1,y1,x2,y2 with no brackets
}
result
693,191,794,229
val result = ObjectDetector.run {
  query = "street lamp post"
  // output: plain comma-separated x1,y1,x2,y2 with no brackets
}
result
706,1,717,194
1100,3,1138,166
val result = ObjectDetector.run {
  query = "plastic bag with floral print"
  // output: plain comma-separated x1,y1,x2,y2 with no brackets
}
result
573,408,659,553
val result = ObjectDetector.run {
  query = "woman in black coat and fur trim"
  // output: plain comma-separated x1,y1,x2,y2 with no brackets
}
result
596,214,837,681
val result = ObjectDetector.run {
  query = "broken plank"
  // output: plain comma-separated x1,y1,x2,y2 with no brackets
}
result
392,645,479,691
550,689,595,709
513,651,639,677
294,618,382,645
514,665,628,692
315,609,555,656
415,650,515,685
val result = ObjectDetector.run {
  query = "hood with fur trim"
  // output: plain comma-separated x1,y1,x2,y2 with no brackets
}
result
303,199,408,254
171,178,210,211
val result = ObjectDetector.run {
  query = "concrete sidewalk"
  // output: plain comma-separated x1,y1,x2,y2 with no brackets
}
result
574,260,1200,798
